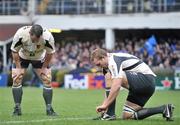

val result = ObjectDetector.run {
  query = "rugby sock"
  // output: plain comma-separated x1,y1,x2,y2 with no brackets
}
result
134,105,165,120
43,86,53,108
12,84,23,106
105,88,116,116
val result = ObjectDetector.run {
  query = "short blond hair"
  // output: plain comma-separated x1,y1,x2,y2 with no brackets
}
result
90,48,107,62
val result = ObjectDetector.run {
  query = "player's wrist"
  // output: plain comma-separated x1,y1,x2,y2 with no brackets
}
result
15,64,21,68
102,102,108,109
42,63,48,68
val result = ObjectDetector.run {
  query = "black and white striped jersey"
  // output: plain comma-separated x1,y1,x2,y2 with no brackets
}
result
107,52,156,79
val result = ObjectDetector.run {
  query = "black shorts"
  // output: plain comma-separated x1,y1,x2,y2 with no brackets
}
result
12,58,44,68
125,71,155,107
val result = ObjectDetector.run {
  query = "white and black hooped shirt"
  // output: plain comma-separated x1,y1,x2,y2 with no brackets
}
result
107,52,156,79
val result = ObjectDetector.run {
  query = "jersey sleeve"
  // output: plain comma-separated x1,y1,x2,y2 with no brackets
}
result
44,32,56,54
108,58,124,79
11,29,23,52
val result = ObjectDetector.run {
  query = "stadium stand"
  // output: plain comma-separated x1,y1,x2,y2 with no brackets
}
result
0,0,179,87
51,37,179,71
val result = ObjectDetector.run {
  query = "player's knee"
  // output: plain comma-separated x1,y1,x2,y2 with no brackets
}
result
122,105,136,120
122,112,134,120
40,73,51,86
12,74,23,86
12,68,25,86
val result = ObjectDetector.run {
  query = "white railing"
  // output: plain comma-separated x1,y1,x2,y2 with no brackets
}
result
0,0,180,15
0,37,13,69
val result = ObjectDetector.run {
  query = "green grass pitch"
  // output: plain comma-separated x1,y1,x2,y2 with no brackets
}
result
0,87,179,125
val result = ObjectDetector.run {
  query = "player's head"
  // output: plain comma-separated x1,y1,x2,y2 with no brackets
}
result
29,24,43,42
91,48,108,68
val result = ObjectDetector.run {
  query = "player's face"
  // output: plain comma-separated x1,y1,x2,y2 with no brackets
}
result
29,32,41,43
93,57,108,68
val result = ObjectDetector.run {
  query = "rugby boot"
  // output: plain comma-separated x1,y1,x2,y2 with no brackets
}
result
13,105,22,116
46,106,58,116
163,104,174,121
92,113,116,121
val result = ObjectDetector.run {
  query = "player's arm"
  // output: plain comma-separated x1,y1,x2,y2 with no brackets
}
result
96,63,123,113
96,78,122,113
43,31,56,68
12,52,21,68
102,70,112,102
38,32,55,85
103,64,123,108
42,53,54,68
101,78,122,108
11,29,23,68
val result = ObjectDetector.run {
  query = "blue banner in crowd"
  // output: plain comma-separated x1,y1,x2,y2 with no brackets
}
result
0,74,8,87
144,35,157,56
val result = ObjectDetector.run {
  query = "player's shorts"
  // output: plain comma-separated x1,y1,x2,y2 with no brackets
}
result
125,71,155,107
12,58,44,68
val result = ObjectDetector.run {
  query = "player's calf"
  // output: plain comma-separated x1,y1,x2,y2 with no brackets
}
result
133,104,174,121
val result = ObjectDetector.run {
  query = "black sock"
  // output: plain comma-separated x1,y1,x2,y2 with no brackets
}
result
105,88,116,116
12,85,23,106
134,105,165,120
43,86,53,108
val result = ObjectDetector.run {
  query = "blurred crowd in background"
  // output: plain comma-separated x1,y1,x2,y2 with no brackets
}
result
51,37,180,73
0,36,179,74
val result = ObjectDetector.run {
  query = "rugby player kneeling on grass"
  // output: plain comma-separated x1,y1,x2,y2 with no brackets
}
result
92,70,116,120
11,24,57,116
91,48,174,121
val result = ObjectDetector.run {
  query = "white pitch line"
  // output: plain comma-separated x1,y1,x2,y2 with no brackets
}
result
1,116,180,124
0,117,92,124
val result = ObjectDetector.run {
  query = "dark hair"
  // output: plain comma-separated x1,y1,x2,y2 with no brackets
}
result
30,24,43,38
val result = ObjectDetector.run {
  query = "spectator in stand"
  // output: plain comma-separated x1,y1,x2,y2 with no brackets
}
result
21,36,179,71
